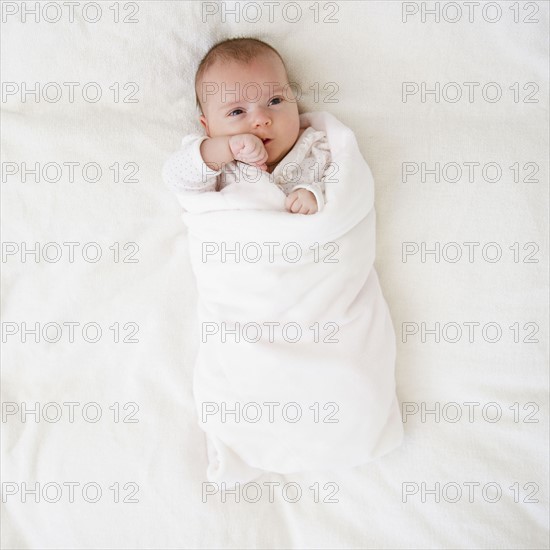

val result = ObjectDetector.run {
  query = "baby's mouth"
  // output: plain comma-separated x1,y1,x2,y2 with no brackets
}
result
262,138,272,145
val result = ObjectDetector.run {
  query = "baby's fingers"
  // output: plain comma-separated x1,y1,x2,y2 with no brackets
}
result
241,146,267,165
285,193,297,212
254,144,268,162
289,198,303,213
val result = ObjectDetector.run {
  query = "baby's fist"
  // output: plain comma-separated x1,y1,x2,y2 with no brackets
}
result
285,189,318,215
228,134,268,171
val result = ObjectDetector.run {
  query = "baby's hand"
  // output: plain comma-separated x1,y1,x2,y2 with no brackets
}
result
285,189,318,215
228,134,268,171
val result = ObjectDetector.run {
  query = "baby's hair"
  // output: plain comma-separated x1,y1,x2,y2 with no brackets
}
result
195,37,288,115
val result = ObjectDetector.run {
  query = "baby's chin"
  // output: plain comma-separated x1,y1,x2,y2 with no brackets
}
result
266,153,282,170
275,136,298,156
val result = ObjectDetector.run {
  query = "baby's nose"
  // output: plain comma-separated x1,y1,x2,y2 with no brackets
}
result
252,111,272,127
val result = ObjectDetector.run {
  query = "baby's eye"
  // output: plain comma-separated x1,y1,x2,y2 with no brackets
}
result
269,96,283,106
228,109,244,116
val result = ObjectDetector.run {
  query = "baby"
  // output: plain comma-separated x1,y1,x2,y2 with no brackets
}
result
162,37,331,214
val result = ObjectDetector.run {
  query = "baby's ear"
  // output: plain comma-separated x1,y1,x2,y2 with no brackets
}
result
199,115,210,136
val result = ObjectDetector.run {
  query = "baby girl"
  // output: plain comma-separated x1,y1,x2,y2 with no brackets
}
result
162,37,331,214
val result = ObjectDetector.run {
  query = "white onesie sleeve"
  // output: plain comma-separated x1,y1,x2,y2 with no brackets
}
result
162,134,222,194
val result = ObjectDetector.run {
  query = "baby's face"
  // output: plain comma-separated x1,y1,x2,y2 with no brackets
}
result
198,53,300,170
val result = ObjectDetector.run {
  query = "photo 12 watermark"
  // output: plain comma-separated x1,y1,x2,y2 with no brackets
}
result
400,321,540,343
402,481,540,504
201,241,339,264
2,401,140,424
201,401,340,424
2,161,140,184
199,80,339,106
202,480,340,503
2,242,140,264
201,321,339,343
1,2,140,24
201,1,340,24
401,2,540,24
2,82,140,104
402,82,539,103
1,321,140,343
201,160,339,186
401,161,540,184
401,401,540,423
2,481,140,503
401,242,540,263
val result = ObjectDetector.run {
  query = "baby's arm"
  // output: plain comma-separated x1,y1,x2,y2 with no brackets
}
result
200,136,234,171
285,131,330,214
162,134,269,195
162,135,220,193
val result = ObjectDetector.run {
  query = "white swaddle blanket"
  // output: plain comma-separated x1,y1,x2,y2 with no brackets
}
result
173,111,403,483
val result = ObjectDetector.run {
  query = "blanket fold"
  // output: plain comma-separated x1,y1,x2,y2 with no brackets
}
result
175,111,403,479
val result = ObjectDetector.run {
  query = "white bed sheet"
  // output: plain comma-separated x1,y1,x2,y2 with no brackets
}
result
1,1,548,548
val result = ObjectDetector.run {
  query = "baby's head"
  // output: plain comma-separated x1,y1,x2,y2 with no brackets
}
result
195,37,301,171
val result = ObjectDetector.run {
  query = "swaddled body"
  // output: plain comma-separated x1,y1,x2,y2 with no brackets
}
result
162,38,403,485
167,109,404,485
